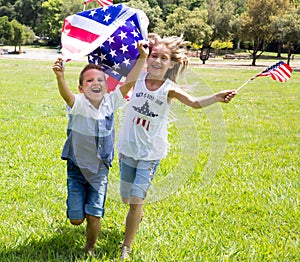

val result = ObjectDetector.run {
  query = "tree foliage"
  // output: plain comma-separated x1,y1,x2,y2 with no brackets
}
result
239,0,291,65
125,0,164,33
270,5,300,64
0,0,299,62
0,16,13,44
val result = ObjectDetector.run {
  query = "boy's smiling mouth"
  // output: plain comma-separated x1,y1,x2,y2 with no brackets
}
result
92,88,101,93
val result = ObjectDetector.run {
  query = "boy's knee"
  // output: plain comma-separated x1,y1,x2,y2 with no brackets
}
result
70,218,84,225
86,214,100,223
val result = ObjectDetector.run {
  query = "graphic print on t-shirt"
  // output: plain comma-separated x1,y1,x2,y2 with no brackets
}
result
132,100,158,131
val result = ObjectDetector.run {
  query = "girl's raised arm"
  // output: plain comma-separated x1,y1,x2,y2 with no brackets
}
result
119,41,149,98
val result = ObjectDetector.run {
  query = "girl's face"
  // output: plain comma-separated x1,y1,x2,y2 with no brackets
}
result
147,44,174,80
78,69,107,108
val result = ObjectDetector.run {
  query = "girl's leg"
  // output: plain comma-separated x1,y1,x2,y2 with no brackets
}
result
85,215,100,253
122,198,144,248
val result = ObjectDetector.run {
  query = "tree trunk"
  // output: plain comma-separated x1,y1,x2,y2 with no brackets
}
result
252,56,257,66
251,50,258,66
287,49,291,65
277,42,282,58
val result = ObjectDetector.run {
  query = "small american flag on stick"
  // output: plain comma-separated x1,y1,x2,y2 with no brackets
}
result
237,61,293,91
255,61,292,82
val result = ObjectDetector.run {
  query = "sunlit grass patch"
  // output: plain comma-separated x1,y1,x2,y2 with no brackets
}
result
0,59,299,261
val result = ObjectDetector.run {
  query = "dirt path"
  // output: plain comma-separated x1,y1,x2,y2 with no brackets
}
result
1,46,299,71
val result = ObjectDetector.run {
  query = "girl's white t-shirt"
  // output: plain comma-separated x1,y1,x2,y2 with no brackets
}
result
117,71,172,160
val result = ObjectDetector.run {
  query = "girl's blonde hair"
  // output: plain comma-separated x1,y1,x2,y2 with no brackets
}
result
148,33,189,83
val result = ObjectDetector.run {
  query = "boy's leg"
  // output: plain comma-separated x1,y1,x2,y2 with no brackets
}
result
85,215,101,253
84,162,108,253
66,160,86,224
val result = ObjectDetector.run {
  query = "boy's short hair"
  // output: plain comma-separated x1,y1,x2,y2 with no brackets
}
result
79,64,105,85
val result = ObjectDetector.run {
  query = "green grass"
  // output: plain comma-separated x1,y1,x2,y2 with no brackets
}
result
0,58,299,261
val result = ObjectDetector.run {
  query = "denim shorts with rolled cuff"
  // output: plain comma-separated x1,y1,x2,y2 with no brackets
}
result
66,159,109,220
119,153,160,200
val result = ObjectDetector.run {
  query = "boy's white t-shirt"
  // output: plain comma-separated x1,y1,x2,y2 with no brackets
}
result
117,72,172,160
62,88,125,172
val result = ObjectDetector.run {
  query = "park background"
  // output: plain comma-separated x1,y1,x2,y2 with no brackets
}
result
1,0,300,261
0,0,300,65
0,46,299,261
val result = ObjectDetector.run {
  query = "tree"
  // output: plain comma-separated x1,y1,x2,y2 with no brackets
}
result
10,19,25,53
0,16,13,44
240,0,291,65
270,6,300,64
125,0,164,33
205,0,235,41
0,5,15,19
23,25,35,45
12,0,44,29
39,0,64,45
211,39,233,55
163,7,212,45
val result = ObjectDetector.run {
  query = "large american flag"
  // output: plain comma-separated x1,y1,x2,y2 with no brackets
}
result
61,4,148,91
256,61,292,82
84,0,113,7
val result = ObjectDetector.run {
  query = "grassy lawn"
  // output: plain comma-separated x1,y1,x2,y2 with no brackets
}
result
0,58,299,261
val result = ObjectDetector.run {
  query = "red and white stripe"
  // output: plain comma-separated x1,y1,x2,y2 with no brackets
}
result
96,0,113,6
84,0,113,6
61,7,137,61
133,117,150,131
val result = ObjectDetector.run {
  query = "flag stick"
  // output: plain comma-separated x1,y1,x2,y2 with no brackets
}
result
236,65,266,92
236,76,256,92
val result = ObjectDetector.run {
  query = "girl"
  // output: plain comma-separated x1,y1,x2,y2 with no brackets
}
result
117,33,236,260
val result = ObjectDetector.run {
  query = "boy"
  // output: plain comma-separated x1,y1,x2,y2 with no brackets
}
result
52,41,148,256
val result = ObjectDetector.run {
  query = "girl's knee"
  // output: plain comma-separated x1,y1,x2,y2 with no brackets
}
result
70,218,84,225
129,196,144,205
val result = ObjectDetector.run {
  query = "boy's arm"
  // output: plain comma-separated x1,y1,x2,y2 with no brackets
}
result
119,41,149,98
168,86,236,108
52,59,75,108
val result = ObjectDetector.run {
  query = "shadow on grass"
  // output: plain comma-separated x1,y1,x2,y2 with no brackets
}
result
0,224,123,261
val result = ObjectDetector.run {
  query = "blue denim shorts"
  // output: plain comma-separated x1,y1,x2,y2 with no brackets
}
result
119,153,160,200
66,159,109,220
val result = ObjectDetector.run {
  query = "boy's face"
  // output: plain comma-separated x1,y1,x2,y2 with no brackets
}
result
78,69,107,107
147,44,173,79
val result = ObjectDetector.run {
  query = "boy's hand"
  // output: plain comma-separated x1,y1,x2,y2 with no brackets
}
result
52,58,65,77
